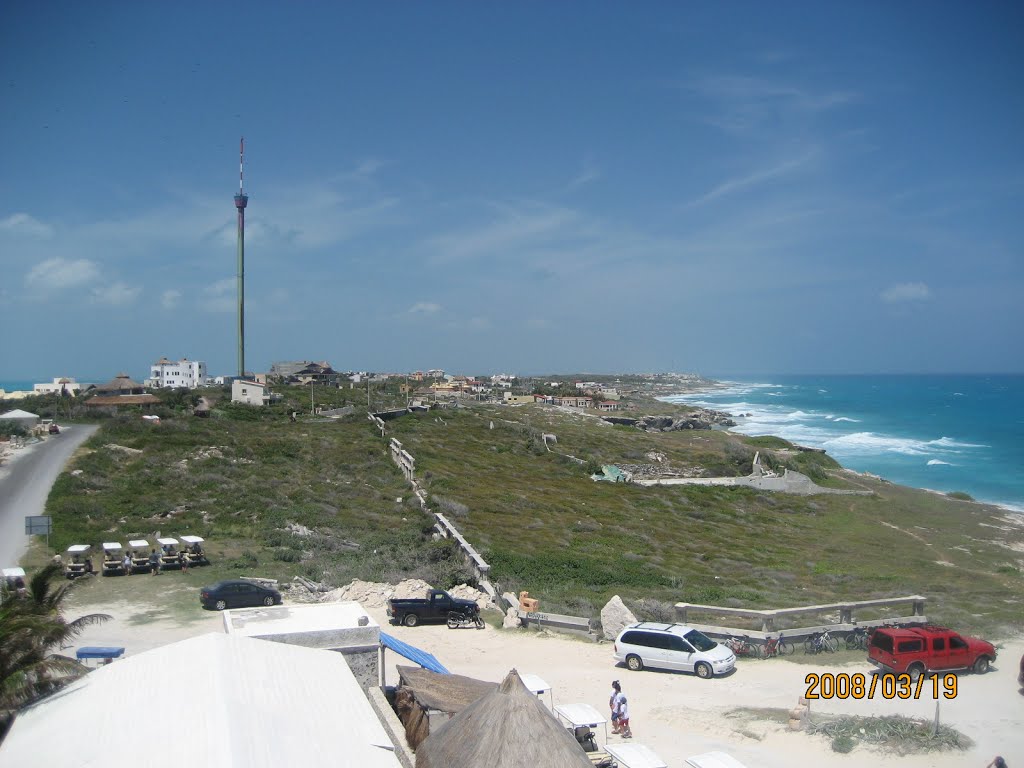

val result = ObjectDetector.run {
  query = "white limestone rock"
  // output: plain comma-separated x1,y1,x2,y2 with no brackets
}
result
600,595,638,640
503,606,522,629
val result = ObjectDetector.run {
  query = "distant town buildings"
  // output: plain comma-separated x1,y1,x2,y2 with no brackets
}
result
145,357,207,389
33,377,87,395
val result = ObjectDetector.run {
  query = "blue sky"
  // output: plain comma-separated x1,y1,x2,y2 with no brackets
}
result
1,2,1021,381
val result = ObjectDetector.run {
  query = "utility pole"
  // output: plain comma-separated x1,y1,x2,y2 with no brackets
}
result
310,381,314,415
366,376,371,410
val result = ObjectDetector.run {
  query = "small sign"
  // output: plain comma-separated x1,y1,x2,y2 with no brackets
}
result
25,515,52,535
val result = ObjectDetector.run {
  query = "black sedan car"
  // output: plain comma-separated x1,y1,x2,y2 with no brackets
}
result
200,579,282,611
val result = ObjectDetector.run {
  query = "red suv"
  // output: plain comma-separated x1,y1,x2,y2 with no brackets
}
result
868,625,995,678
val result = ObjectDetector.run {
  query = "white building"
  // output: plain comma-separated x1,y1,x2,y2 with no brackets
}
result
224,601,381,688
33,377,86,395
0,633,404,768
232,378,271,406
146,357,207,388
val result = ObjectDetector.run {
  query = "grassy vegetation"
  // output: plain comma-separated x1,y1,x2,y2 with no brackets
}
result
33,393,1024,638
388,404,1024,636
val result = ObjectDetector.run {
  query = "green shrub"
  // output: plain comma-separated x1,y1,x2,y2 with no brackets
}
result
831,735,854,753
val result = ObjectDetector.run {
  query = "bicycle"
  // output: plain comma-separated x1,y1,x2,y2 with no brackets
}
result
725,635,761,659
761,633,795,658
846,625,869,651
804,630,838,654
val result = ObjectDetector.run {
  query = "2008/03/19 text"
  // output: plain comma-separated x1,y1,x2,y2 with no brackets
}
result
804,672,958,700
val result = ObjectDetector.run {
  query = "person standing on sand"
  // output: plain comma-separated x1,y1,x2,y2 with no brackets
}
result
149,549,160,575
122,552,132,575
616,694,632,738
610,681,624,734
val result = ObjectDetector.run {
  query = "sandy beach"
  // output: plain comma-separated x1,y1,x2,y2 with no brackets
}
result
67,588,1024,768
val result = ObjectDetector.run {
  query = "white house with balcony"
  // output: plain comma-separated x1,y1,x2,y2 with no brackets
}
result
232,379,272,406
146,357,207,389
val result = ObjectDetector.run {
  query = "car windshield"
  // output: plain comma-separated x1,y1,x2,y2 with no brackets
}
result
684,629,717,652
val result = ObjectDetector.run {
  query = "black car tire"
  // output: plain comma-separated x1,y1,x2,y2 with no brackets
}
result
973,656,990,674
907,662,926,681
263,596,274,607
695,662,713,679
404,613,419,627
626,654,644,672
215,599,227,611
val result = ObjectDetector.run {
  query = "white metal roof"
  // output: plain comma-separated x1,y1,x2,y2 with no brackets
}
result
225,601,379,637
2,567,26,578
128,539,150,548
179,535,205,544
684,751,751,768
0,409,39,419
66,544,91,554
606,743,668,768
156,537,179,546
554,703,607,727
102,542,123,551
517,672,551,694
0,633,402,768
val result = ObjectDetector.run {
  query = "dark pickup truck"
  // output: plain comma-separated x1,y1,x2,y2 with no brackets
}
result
387,588,480,627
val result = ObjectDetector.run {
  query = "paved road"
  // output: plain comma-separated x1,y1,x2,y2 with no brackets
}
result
0,424,99,567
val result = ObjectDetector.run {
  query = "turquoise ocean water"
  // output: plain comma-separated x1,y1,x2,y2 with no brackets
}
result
662,374,1024,513
0,381,36,393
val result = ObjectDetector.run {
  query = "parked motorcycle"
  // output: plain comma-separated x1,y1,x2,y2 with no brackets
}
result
447,609,484,629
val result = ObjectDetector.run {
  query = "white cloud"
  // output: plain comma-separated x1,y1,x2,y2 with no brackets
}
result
881,282,931,303
429,203,583,264
90,281,141,305
683,149,819,209
203,278,236,313
161,289,182,309
0,212,53,238
408,302,442,315
25,257,99,289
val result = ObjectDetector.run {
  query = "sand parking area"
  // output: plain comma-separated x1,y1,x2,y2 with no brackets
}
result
68,589,1024,768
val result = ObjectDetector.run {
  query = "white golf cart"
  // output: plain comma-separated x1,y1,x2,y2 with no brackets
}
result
178,535,208,566
156,537,181,569
64,544,93,579
2,567,27,594
128,539,151,573
101,542,125,576
554,703,609,757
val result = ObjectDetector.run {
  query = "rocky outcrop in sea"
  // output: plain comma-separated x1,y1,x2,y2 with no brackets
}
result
635,409,736,432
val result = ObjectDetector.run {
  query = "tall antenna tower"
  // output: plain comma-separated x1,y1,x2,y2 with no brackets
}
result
234,137,249,378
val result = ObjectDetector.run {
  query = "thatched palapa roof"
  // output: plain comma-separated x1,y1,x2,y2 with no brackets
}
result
96,373,144,394
397,666,496,713
395,666,496,750
415,669,592,768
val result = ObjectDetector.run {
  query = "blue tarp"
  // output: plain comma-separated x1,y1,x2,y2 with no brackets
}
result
379,632,449,674
76,646,125,660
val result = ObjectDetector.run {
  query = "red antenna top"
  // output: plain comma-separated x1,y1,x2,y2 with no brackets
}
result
239,136,245,193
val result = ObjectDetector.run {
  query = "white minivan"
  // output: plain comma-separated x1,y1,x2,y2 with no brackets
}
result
613,622,736,678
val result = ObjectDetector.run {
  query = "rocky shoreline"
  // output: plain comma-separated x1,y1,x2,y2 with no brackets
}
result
602,407,737,431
